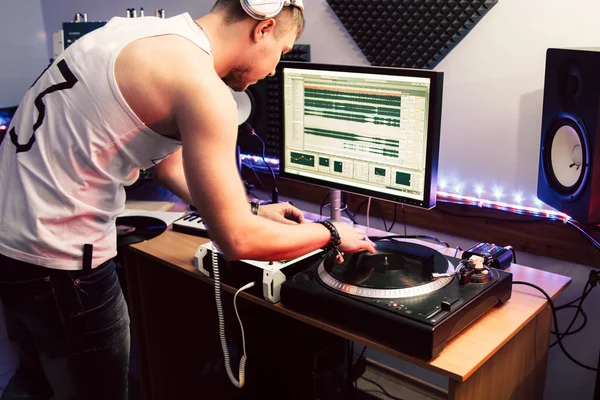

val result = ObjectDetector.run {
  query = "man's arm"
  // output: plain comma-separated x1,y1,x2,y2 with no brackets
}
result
169,49,357,260
120,35,375,261
151,149,194,205
151,148,305,226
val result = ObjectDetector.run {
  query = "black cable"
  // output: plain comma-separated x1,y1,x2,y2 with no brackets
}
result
401,205,407,237
453,246,462,258
369,234,450,248
246,191,263,202
251,133,278,203
512,281,598,372
556,284,594,310
242,162,268,193
566,220,600,251
350,199,368,225
357,345,367,362
371,201,388,232
387,204,397,232
549,305,588,345
550,282,593,348
242,159,273,174
342,194,358,224
364,389,402,399
350,199,395,232
375,201,391,232
319,192,330,220
344,207,358,225
359,376,402,400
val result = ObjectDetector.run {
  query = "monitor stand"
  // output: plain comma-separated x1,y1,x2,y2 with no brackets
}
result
329,189,343,221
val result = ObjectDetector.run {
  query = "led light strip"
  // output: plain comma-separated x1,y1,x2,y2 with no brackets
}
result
240,154,571,222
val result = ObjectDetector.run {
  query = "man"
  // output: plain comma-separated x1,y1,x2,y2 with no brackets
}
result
0,0,376,398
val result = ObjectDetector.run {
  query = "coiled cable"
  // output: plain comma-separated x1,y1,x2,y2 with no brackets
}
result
212,250,255,388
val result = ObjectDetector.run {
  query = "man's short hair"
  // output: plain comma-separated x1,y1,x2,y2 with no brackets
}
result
212,0,305,39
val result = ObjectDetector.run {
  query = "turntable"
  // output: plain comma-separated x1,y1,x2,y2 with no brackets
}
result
280,239,512,360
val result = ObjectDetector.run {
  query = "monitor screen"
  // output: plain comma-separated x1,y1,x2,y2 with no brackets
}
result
277,62,443,209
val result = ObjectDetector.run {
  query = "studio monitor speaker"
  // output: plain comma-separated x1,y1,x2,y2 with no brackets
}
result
537,47,600,224
234,44,311,158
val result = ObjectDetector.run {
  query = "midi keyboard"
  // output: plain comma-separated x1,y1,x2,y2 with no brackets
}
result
172,212,209,238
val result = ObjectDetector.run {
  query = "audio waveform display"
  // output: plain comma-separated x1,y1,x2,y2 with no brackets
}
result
375,168,387,177
303,127,398,147
304,99,400,117
304,108,400,127
305,87,402,106
304,86,402,129
343,143,399,158
290,151,315,167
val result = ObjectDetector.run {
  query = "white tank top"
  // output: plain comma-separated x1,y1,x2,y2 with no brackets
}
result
0,13,211,270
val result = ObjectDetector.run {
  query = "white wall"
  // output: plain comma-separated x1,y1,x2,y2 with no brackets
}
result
0,1,47,391
0,0,49,107
40,0,217,58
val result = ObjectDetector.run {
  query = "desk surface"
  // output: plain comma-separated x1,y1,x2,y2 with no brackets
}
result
130,227,571,383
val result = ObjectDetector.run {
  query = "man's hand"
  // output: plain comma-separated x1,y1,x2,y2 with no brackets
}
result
257,202,305,225
331,221,377,263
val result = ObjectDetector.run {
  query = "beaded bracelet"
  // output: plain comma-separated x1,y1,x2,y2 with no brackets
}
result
317,220,342,259
250,201,260,215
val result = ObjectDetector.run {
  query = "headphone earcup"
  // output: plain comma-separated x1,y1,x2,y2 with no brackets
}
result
240,0,285,20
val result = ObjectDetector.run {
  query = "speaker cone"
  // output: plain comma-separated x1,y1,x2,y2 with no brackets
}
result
542,115,589,200
229,87,254,126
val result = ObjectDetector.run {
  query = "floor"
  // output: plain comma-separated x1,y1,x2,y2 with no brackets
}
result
125,341,442,400
356,370,443,400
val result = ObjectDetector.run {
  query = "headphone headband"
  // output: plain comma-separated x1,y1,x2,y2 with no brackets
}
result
241,0,304,20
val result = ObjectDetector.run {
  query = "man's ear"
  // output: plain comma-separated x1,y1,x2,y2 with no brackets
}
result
252,18,276,42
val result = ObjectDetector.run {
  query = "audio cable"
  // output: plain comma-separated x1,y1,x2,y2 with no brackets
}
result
512,280,597,372
212,250,255,388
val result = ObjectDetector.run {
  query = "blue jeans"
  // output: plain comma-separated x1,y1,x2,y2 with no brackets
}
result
0,255,130,400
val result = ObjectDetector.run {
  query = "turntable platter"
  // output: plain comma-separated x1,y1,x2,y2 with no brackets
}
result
318,240,455,299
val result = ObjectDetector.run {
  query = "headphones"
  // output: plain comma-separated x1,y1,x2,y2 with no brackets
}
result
240,0,304,20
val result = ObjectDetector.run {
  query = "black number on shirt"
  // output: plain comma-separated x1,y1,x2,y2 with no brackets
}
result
9,59,78,153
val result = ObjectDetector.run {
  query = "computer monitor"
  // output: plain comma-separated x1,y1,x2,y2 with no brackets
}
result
277,62,443,212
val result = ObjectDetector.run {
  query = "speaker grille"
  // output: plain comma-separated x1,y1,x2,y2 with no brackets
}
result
326,0,497,69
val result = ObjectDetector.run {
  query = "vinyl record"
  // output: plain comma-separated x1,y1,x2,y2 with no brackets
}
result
322,240,450,289
115,216,166,247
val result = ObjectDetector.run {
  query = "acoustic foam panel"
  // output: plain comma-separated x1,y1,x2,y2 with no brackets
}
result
326,0,498,69
239,45,311,159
